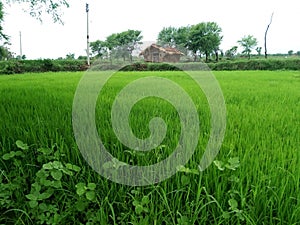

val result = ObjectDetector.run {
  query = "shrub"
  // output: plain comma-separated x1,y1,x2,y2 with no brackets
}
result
1,58,300,75
0,60,87,75
148,63,180,71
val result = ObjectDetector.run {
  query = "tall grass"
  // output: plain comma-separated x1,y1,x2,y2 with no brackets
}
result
0,71,299,224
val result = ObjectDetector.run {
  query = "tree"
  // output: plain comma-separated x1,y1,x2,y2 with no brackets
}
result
0,2,8,41
187,22,223,62
90,40,108,58
157,26,191,56
65,53,75,60
256,47,262,56
0,3,12,60
119,30,143,62
264,13,274,59
0,44,13,60
157,26,177,47
16,54,26,60
238,35,258,59
6,0,70,24
0,1,69,61
173,26,190,55
225,46,238,59
288,50,294,56
105,30,142,62
186,24,202,61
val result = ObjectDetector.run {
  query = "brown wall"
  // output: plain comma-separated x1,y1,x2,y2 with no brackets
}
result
142,47,181,63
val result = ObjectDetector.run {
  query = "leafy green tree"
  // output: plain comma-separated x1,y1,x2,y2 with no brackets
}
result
157,26,191,57
65,53,75,60
185,24,202,61
105,33,118,50
157,26,177,47
288,50,294,56
225,46,238,59
105,33,119,63
0,45,13,60
106,30,142,62
0,2,12,61
6,0,70,24
173,26,190,55
256,47,262,56
90,40,108,59
238,35,258,59
296,51,300,56
16,54,26,60
118,30,143,62
0,1,69,61
187,22,222,62
106,33,127,61
0,2,8,41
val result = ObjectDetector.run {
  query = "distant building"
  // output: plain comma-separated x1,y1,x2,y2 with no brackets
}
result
139,44,183,63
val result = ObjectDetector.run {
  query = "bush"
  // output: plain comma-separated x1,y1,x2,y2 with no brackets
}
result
120,62,148,71
147,63,180,71
1,58,300,75
0,59,87,75
207,58,300,71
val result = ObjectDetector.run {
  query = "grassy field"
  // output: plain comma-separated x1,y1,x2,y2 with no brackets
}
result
0,71,300,224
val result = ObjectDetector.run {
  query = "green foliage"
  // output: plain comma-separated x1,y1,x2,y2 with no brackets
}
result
225,46,238,59
65,53,75,60
157,22,223,62
157,26,178,47
120,62,181,71
6,0,70,24
157,26,191,56
0,59,87,74
1,58,300,74
209,58,300,70
90,40,108,58
103,29,143,62
0,1,8,41
0,45,13,60
75,182,97,201
120,62,148,71
0,71,300,224
238,35,258,59
107,59,300,71
187,22,223,62
256,47,262,56
0,139,105,224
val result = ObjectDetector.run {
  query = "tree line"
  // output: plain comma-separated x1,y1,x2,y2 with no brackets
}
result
1,1,300,62
89,22,260,62
90,30,143,62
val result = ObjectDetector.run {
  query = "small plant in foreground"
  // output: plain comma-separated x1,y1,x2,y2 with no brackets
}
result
213,157,246,221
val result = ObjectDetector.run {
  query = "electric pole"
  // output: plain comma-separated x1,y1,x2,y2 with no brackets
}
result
86,3,90,66
19,31,23,59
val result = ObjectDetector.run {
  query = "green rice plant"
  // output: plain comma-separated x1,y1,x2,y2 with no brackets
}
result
0,70,299,224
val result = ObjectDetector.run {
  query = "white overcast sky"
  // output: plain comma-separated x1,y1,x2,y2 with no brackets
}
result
3,0,300,59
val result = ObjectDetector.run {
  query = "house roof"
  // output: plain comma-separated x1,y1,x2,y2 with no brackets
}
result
140,44,184,55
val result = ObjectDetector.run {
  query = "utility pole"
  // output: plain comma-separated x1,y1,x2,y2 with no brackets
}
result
19,31,23,59
86,3,90,66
